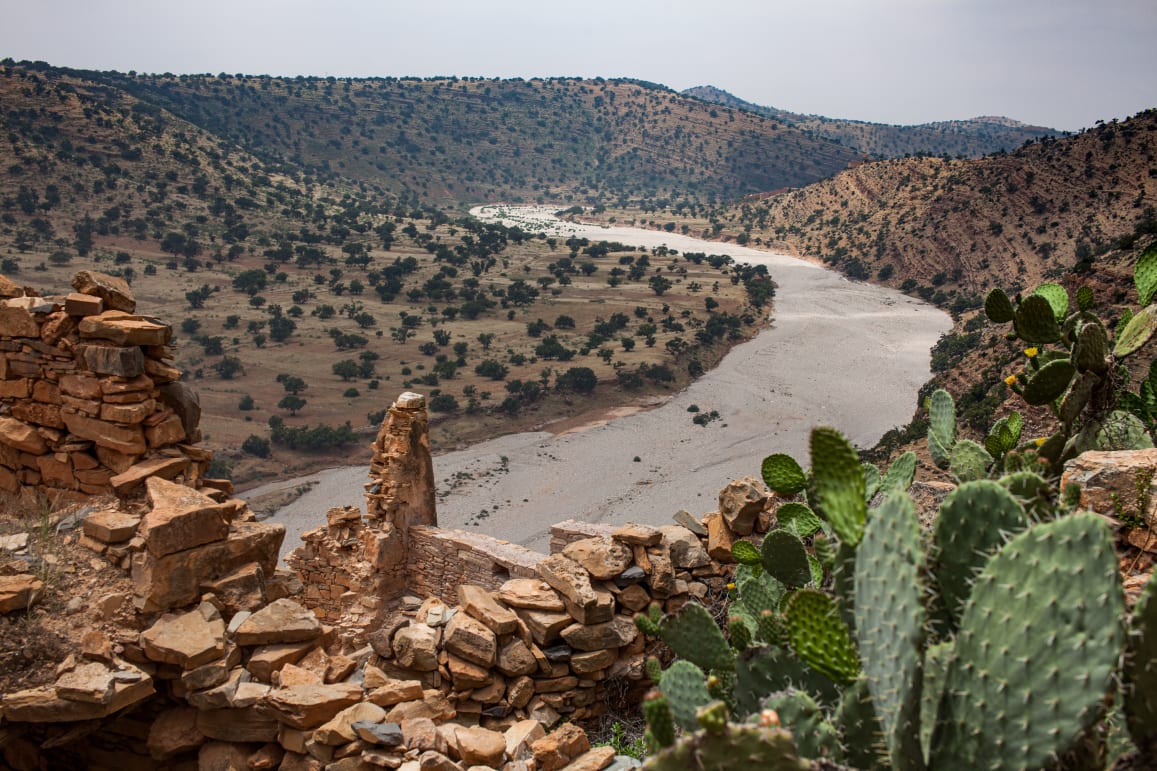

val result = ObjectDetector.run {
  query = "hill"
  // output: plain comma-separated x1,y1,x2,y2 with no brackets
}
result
683,85,1060,159
0,62,771,485
57,67,860,207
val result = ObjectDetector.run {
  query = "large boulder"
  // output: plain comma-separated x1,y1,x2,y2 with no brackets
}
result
72,270,136,313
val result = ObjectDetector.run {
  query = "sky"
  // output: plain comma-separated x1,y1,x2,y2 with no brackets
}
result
2,0,1154,131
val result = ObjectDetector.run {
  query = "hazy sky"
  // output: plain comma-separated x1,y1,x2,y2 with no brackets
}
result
2,0,1154,131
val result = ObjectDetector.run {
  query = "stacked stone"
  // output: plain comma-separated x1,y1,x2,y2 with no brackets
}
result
0,271,216,504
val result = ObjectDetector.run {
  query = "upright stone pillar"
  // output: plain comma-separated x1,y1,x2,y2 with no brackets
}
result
362,392,437,599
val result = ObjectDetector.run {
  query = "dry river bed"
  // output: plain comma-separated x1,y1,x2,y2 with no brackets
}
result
247,206,951,555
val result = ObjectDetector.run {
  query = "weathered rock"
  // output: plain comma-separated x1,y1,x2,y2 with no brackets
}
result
197,741,252,770
147,705,206,760
659,525,712,569
718,476,770,536
81,509,140,543
81,345,145,378
131,521,283,612
615,584,651,612
569,649,616,674
560,617,638,651
496,638,539,677
157,381,202,438
505,719,547,760
646,546,677,596
0,574,43,613
313,701,388,745
64,292,103,317
384,690,454,723
610,523,662,547
146,413,187,447
354,720,404,747
140,603,226,668
232,598,322,646
72,270,136,313
1,672,153,722
458,584,519,635
561,589,615,625
403,716,449,754
366,678,425,707
54,661,116,704
562,537,634,580
393,624,440,671
79,311,171,346
1062,449,1157,550
417,750,464,771
563,746,616,771
0,306,38,337
448,654,492,690
443,611,497,667
185,667,247,710
499,578,566,612
531,723,590,771
246,639,316,682
266,683,363,729
0,274,23,298
514,608,572,646
456,725,507,768
277,662,322,687
538,554,603,621
705,511,737,563
0,417,48,454
673,510,709,536
196,707,280,742
62,410,145,454
508,676,535,709
139,477,231,557
201,562,267,615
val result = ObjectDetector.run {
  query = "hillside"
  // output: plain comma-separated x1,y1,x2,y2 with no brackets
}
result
683,85,1060,159
0,62,770,485
59,67,860,207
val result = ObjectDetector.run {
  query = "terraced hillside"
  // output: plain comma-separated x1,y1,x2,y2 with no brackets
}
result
683,85,1060,159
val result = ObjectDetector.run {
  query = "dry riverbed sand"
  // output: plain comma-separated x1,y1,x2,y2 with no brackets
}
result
250,207,951,555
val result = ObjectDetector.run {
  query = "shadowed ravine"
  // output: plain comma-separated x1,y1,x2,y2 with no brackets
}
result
251,207,951,554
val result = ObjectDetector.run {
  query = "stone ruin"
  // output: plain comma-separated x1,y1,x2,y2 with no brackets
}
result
1,275,1156,770
0,271,216,508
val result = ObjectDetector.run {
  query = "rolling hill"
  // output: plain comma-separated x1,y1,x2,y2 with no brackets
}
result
683,85,1060,159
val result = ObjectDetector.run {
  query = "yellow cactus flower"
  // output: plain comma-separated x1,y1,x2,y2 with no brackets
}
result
1004,374,1018,386
1024,347,1039,358
1034,437,1047,447
726,582,736,591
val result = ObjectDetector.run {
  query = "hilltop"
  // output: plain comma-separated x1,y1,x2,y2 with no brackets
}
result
61,67,861,207
683,85,1060,159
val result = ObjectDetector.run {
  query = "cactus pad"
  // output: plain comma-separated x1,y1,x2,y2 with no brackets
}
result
836,678,890,770
731,539,761,566
1060,371,1097,427
863,462,881,502
729,616,753,652
928,389,956,449
948,438,993,482
763,689,842,761
880,451,917,494
734,644,841,715
660,660,712,730
1074,322,1109,373
1014,293,1063,343
930,512,1126,770
1136,242,1157,306
660,601,734,672
1032,282,1070,321
919,642,952,763
761,452,807,495
1076,285,1094,311
1115,304,1157,358
854,491,926,771
1021,357,1076,405
1124,572,1157,748
644,693,676,749
642,724,809,771
741,573,785,618
984,287,1015,323
810,426,867,547
761,529,812,587
933,480,1028,630
776,502,822,537
785,589,861,685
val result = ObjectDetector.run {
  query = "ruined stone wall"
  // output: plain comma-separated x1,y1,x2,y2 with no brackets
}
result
406,526,542,601
0,272,213,507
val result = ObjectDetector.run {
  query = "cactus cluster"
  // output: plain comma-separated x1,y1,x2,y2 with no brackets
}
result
638,419,1156,770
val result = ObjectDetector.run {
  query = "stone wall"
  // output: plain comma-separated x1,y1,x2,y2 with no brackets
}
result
406,526,542,601
0,271,214,507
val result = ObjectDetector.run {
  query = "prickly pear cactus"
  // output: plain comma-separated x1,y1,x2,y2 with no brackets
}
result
785,588,861,685
734,644,841,717
1074,322,1109,373
880,451,917,495
1123,570,1157,748
761,529,812,588
854,491,926,771
810,426,867,546
1032,282,1069,321
1115,304,1157,358
642,724,810,771
984,287,1015,324
659,660,712,730
644,693,676,749
1021,357,1076,405
740,573,784,618
659,601,735,672
932,480,1028,631
927,389,957,470
836,678,890,770
761,452,807,495
776,502,822,537
1135,242,1157,306
731,539,761,566
763,689,842,761
930,512,1126,770
948,438,993,482
1013,293,1062,343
